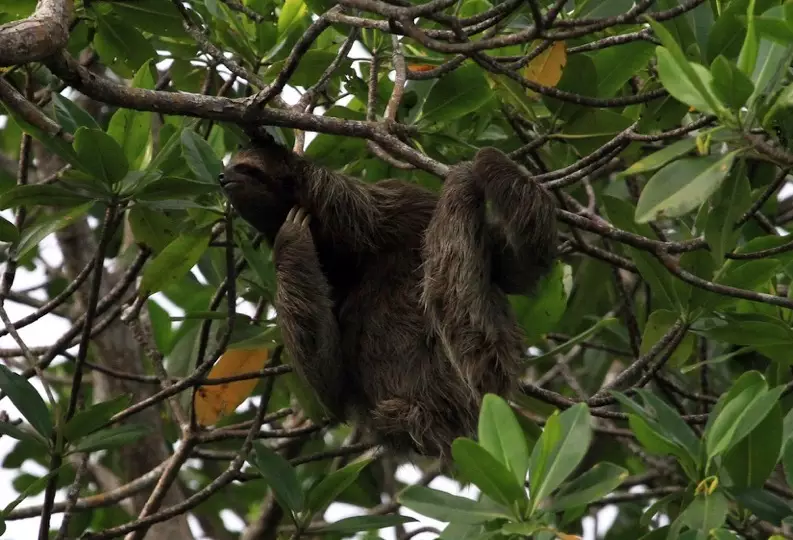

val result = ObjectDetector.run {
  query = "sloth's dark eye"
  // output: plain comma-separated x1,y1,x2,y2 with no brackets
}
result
231,163,260,177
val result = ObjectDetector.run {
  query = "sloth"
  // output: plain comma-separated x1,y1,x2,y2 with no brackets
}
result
219,135,556,458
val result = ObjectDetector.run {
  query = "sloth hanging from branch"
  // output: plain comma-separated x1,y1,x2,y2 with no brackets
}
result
219,131,557,459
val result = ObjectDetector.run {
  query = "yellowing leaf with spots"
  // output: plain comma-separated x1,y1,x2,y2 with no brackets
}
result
524,41,567,96
194,348,270,426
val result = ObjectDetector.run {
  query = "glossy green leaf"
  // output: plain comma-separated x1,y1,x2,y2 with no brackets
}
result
478,394,530,486
733,488,792,525
529,403,592,512
180,129,222,184
73,127,129,186
250,441,304,513
737,0,760,76
0,185,92,210
451,438,527,509
304,458,372,518
127,205,180,253
724,404,782,488
398,485,508,524
63,394,133,441
591,41,656,98
703,164,752,264
420,63,494,126
710,55,755,109
52,94,101,134
109,0,188,38
617,137,696,177
313,515,417,534
107,60,156,170
680,491,729,532
511,261,569,343
549,462,628,511
15,202,93,260
140,230,211,296
94,14,157,77
0,214,18,243
69,424,149,454
0,364,52,440
639,310,694,368
635,152,738,223
0,421,47,447
706,383,785,459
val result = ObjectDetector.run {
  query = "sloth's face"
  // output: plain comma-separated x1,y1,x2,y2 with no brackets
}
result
219,148,298,244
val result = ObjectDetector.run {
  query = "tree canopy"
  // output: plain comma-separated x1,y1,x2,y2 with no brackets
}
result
2,0,793,539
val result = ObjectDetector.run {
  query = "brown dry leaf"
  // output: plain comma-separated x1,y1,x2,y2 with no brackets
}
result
524,41,567,90
408,64,436,72
194,347,270,426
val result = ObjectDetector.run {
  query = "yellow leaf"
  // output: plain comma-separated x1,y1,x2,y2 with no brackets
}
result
524,41,567,94
555,533,582,540
194,348,270,426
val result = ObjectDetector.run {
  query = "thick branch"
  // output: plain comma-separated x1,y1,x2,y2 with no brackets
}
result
0,0,73,66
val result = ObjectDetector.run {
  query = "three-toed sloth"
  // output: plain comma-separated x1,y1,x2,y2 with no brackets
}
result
220,135,556,458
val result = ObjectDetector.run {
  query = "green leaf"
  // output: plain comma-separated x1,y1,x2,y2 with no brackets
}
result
738,0,760,76
699,313,793,347
419,63,494,126
69,424,149,454
710,55,755,109
15,203,93,260
398,485,508,524
680,491,729,532
94,13,157,77
127,204,180,253
733,488,792,525
451,438,527,509
108,0,187,38
529,403,592,513
1,464,67,515
602,196,679,310
617,137,696,177
180,129,222,184
0,364,52,440
73,127,129,186
63,394,133,441
706,383,785,459
635,389,701,458
706,0,777,62
139,230,211,296
250,441,304,513
0,185,92,210
591,41,656,98
639,310,694,368
549,462,628,511
528,317,618,364
0,421,48,447
277,0,308,37
724,404,782,488
304,458,372,518
654,47,721,115
0,214,18,243
478,394,530,487
313,515,417,534
51,94,101,134
703,164,752,264
635,152,738,223
107,60,156,170
511,261,569,342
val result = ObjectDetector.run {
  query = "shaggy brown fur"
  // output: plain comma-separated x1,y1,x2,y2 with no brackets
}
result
219,137,556,458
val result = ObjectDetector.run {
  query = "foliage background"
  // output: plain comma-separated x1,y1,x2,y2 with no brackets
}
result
2,0,793,539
